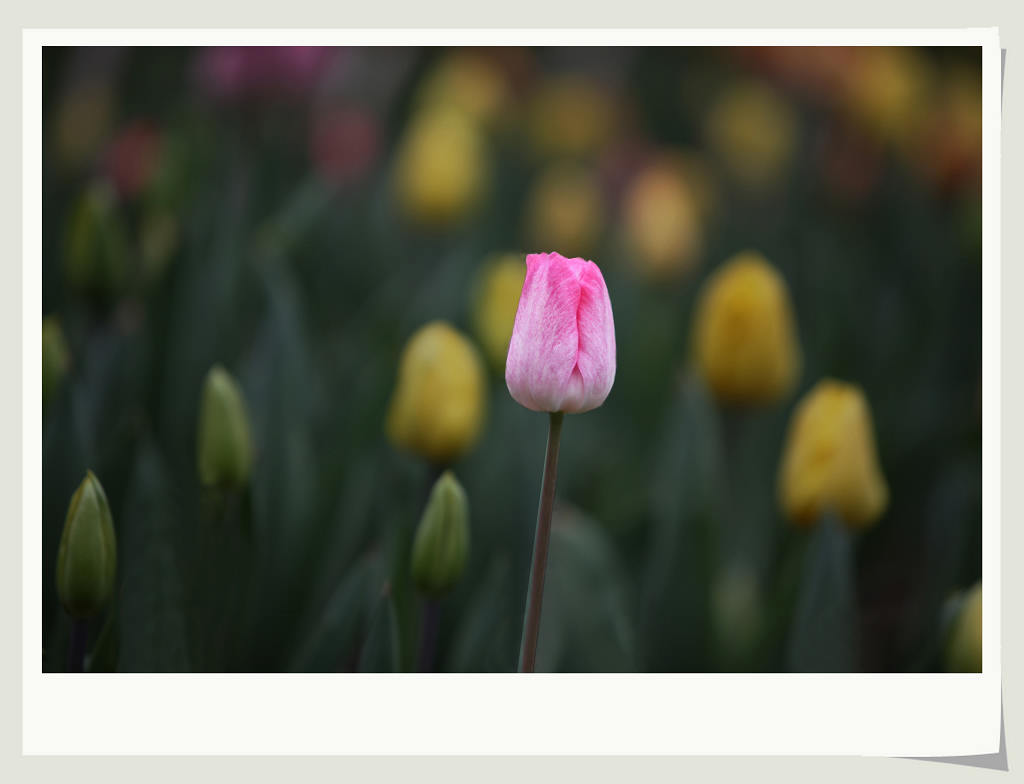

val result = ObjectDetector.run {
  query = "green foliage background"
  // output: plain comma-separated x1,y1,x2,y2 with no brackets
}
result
41,46,982,672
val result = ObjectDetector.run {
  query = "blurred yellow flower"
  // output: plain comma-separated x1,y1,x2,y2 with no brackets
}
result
622,156,703,280
778,379,889,529
52,80,115,172
843,47,933,150
705,81,796,192
691,251,801,405
528,75,615,158
470,252,527,371
525,163,604,258
393,107,489,227
416,51,511,128
945,582,982,673
387,321,487,465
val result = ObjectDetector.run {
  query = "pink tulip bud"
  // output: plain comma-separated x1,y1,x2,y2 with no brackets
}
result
505,252,616,414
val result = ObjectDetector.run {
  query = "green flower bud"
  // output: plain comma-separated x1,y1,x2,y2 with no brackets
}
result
64,181,129,299
411,471,470,597
945,582,982,673
57,471,117,619
42,315,70,408
197,365,253,488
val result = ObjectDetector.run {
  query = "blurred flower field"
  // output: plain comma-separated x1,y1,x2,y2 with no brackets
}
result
41,45,982,673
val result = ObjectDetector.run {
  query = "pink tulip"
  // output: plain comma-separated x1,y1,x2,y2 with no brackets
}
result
505,251,616,414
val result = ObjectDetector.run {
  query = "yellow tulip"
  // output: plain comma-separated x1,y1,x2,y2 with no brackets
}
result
691,251,801,405
393,107,489,227
945,582,982,673
622,157,703,280
843,47,933,150
528,75,614,158
416,51,510,128
387,321,487,464
778,379,889,528
524,163,604,258
705,81,796,192
470,252,527,371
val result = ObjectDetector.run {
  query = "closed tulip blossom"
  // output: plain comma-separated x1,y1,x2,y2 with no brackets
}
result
505,251,616,672
506,252,616,414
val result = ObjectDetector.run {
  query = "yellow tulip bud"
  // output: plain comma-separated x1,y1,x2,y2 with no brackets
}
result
705,81,796,192
57,471,117,619
197,365,254,489
470,252,527,371
525,163,604,258
778,379,889,529
387,321,487,464
528,75,614,158
843,47,933,150
42,315,70,408
945,582,982,673
622,157,703,280
393,107,489,227
411,470,471,597
416,51,510,128
691,251,801,405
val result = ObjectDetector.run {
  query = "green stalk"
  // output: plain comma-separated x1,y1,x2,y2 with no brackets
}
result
518,412,565,673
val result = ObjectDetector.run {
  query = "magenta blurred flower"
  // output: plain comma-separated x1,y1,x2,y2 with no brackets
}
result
196,46,338,100
310,106,380,185
105,121,161,199
505,252,616,414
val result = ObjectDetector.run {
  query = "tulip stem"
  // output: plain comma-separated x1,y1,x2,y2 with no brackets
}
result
518,411,564,673
417,599,441,672
67,619,88,673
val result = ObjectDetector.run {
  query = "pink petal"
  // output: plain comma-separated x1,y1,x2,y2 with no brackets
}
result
506,253,581,412
567,261,616,413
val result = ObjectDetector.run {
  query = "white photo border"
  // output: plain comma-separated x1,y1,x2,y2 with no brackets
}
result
22,28,1001,756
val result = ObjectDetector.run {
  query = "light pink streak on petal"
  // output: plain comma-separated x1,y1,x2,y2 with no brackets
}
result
566,260,616,413
505,252,581,412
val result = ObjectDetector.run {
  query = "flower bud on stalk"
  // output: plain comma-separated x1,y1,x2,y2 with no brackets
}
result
505,251,616,673
197,365,254,489
386,322,487,465
778,379,889,529
622,157,704,281
393,107,489,228
691,251,801,406
410,471,471,597
505,252,616,414
64,181,129,300
57,471,117,620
